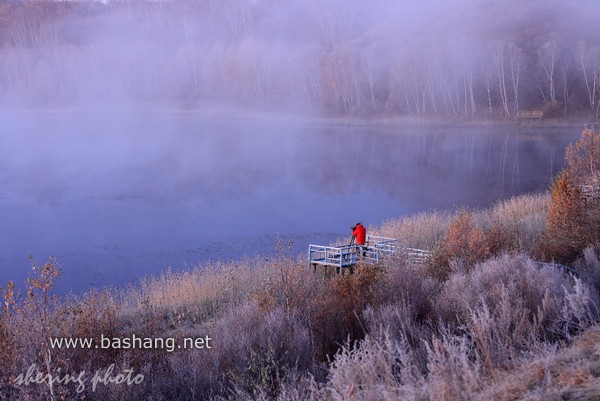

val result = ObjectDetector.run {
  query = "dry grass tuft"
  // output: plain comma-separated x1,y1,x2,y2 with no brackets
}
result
375,210,455,251
119,257,269,327
480,192,549,249
480,325,600,400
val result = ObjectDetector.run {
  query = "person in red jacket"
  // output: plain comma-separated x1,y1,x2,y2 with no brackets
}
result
352,223,366,245
351,223,367,257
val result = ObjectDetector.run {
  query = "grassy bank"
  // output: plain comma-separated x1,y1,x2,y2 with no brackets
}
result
1,191,599,400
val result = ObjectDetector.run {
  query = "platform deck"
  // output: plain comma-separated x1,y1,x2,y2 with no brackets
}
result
309,235,431,273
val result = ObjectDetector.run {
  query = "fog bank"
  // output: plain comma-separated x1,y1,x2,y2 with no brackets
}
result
0,0,599,118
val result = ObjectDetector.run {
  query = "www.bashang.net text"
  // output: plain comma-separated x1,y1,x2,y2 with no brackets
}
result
49,334,212,353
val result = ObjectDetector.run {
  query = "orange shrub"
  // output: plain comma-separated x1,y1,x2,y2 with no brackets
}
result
534,170,596,264
536,128,600,264
484,219,520,256
564,127,600,187
429,211,490,280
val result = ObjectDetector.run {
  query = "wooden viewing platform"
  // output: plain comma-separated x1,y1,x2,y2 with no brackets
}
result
308,235,431,274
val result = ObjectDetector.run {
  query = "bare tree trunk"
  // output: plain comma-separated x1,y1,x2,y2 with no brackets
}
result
303,70,321,105
560,55,572,117
492,42,511,117
578,42,595,111
441,73,458,115
361,54,377,111
484,67,493,114
320,48,361,113
463,60,476,116
578,42,600,114
539,41,558,102
427,74,439,116
508,43,522,115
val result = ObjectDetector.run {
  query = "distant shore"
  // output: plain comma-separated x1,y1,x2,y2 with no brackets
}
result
2,102,595,130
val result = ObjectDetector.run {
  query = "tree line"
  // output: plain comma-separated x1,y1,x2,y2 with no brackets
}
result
1,0,600,120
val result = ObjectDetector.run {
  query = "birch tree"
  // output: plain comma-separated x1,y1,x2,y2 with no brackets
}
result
559,52,574,116
319,48,361,113
491,41,511,117
577,41,600,115
538,41,558,103
507,42,522,115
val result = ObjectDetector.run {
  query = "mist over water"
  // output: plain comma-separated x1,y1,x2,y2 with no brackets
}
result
0,109,582,293
1,1,600,118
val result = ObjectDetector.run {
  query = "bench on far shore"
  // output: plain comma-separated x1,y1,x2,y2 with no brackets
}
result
516,110,543,120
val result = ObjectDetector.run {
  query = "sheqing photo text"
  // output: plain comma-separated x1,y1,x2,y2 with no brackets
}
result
49,334,212,353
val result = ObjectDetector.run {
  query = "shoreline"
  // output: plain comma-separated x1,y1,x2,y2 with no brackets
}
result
1,102,595,130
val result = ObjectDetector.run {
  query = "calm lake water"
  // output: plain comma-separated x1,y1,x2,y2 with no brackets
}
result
0,110,583,293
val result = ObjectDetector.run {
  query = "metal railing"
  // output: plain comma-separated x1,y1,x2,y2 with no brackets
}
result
308,244,358,269
405,247,433,264
309,235,399,272
366,235,397,254
308,244,365,274
309,235,432,272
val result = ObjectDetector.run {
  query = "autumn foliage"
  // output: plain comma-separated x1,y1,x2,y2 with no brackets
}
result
535,128,600,264
429,211,520,280
565,127,600,187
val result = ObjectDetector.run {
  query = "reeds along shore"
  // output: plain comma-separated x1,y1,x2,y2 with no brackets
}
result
1,190,600,401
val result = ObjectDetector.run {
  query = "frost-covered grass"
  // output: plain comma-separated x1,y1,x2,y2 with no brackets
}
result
1,192,599,400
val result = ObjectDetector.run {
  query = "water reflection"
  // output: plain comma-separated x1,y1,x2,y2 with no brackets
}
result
300,125,566,209
0,111,582,293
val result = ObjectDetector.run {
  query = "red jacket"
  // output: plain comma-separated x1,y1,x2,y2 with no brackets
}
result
352,224,366,245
